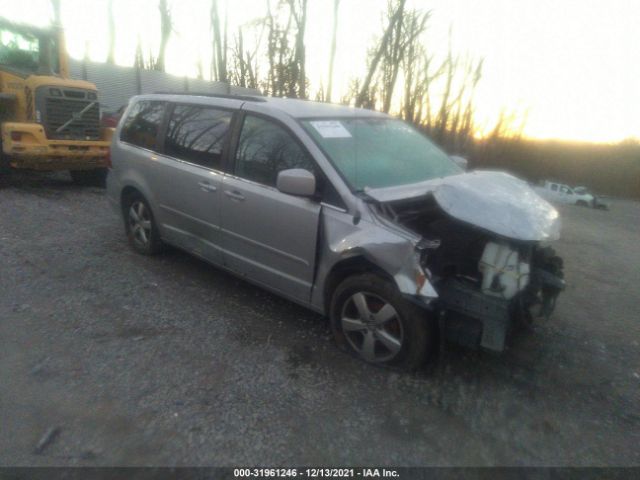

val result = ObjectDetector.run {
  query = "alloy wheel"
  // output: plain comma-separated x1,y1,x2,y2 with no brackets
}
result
340,291,404,363
128,200,152,248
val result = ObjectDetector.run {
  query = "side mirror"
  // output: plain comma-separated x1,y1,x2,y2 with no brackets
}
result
277,168,316,197
450,155,468,171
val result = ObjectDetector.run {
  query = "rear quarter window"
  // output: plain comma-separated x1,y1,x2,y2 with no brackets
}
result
164,104,232,170
120,101,166,150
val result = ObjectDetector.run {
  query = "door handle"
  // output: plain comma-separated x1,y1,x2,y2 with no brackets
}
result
224,190,245,201
198,181,217,192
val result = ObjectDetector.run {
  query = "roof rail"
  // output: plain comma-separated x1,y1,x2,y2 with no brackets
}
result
153,91,266,102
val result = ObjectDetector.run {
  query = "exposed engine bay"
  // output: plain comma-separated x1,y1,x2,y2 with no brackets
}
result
373,191,565,351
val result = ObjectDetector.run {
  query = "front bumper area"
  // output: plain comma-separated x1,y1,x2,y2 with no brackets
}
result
1,122,111,171
437,269,565,352
438,279,511,351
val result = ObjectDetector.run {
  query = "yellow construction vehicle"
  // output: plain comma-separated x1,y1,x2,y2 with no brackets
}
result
0,17,111,184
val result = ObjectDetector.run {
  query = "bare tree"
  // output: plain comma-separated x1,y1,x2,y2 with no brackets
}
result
356,0,406,108
425,38,485,153
326,0,340,102
432,32,456,144
289,0,308,98
230,21,264,89
210,0,228,83
232,26,247,87
379,1,404,112
155,0,173,72
453,57,483,152
382,6,428,113
262,0,307,98
134,35,156,70
398,10,432,123
106,0,115,64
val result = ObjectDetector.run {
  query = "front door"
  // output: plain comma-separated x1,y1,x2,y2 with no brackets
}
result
220,114,321,302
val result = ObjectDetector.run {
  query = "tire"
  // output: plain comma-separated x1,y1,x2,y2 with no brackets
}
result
70,168,107,187
0,139,11,177
330,273,434,370
576,200,588,207
122,192,164,255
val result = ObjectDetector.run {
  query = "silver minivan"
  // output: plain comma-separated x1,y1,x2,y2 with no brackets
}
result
107,94,565,369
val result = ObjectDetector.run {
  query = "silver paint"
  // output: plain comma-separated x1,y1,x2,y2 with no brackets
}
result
365,170,561,241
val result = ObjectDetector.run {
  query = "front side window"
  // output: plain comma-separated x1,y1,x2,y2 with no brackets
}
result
235,115,316,187
164,105,232,169
120,101,165,150
302,118,460,191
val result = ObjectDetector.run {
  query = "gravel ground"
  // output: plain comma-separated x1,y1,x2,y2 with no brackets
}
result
0,171,638,467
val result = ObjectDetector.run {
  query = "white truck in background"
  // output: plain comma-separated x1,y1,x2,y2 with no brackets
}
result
534,181,609,209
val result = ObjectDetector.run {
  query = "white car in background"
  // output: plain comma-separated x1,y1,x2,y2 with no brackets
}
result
534,181,609,209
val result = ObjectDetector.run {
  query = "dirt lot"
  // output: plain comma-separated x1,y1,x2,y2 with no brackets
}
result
0,171,638,466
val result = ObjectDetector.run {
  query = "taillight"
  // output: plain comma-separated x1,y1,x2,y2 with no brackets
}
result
10,132,21,142
106,147,112,169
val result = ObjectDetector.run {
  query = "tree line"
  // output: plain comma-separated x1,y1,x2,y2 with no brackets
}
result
94,0,501,156
53,0,640,197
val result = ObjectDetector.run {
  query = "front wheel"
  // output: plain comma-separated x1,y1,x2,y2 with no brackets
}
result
330,273,434,370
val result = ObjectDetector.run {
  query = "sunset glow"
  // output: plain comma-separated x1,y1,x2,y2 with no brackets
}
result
1,0,638,142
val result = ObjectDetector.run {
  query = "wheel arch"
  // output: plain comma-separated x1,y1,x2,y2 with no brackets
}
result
323,255,395,315
119,185,162,233
120,185,143,211
119,180,157,216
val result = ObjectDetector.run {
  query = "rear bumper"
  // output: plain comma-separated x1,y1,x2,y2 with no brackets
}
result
1,122,112,170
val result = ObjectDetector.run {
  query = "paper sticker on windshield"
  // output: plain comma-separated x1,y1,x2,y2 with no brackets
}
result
310,120,352,138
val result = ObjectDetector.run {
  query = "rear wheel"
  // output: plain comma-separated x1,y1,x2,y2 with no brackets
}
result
123,193,163,255
576,200,589,207
330,273,434,370
70,168,107,187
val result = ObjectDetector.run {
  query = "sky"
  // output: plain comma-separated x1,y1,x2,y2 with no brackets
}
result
1,0,638,143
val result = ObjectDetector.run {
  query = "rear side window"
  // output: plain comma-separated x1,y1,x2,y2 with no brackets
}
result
551,184,558,191
164,105,232,170
120,101,165,150
235,115,315,187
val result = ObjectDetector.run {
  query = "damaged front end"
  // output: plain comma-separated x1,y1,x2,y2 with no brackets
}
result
366,171,565,352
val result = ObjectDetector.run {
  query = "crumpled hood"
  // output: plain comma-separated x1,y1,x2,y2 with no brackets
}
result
365,170,561,241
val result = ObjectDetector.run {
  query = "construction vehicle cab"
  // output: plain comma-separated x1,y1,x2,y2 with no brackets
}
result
0,17,111,183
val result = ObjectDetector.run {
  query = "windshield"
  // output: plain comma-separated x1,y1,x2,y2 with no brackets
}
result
0,26,58,74
302,118,460,190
